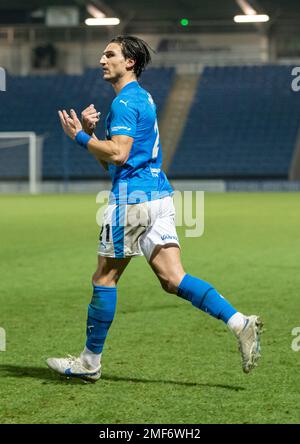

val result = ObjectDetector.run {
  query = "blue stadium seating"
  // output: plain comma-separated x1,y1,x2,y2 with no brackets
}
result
169,65,300,179
2,65,298,181
0,67,174,180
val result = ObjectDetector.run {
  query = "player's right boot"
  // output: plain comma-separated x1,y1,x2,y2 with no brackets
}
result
237,315,263,373
46,355,101,382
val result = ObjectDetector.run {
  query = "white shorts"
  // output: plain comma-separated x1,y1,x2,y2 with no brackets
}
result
97,196,180,261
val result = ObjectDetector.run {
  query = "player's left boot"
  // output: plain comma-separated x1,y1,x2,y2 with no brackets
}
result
46,355,101,382
237,315,263,373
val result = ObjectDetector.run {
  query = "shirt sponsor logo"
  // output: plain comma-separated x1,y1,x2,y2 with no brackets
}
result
161,234,178,242
111,126,131,132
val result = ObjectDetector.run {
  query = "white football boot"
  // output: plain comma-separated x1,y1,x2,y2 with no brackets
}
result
237,315,263,373
46,355,101,382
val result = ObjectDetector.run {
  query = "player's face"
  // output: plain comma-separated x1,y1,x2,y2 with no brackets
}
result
100,43,134,82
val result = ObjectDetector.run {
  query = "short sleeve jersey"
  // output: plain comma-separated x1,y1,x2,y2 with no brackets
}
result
105,81,173,204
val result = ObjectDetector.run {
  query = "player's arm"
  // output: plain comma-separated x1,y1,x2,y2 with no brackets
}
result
90,134,109,171
80,104,108,170
88,97,137,166
87,134,133,166
58,109,133,166
81,104,100,135
88,133,110,171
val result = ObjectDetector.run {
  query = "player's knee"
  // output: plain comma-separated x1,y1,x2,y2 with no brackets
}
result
158,270,185,295
159,276,178,295
92,271,118,287
93,277,117,287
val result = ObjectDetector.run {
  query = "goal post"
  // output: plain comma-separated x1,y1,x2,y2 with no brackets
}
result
0,132,42,194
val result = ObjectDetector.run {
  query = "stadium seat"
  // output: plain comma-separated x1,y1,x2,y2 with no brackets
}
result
168,65,300,179
0,67,175,180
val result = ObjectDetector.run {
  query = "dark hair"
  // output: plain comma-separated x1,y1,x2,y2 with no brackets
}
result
110,35,154,78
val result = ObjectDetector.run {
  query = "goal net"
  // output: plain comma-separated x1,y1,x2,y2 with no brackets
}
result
0,132,42,194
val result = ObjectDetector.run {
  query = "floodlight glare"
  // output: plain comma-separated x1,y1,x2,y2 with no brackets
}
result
85,18,120,26
234,14,269,23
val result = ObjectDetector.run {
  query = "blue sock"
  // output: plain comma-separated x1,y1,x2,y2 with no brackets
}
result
177,274,237,323
86,285,117,354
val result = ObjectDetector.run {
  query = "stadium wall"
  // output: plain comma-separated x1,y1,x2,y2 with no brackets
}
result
0,31,269,74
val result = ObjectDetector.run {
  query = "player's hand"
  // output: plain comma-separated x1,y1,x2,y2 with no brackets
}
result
58,109,82,140
81,104,101,135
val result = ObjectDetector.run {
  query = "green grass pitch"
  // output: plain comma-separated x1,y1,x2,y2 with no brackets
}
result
0,192,300,424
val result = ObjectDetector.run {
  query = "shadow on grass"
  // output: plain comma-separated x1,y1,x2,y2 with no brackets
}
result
0,364,245,391
118,304,182,314
101,375,245,391
0,364,85,385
